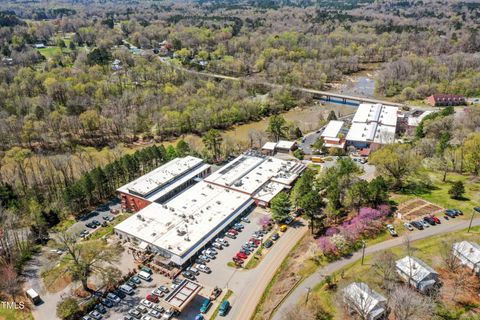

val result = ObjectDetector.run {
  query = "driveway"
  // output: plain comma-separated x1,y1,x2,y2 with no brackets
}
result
68,199,121,237
272,217,480,319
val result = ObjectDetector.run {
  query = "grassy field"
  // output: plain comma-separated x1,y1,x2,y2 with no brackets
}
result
392,170,480,218
0,308,33,320
309,225,480,319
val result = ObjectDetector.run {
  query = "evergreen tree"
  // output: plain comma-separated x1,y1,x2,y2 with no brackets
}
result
270,192,291,223
448,181,465,199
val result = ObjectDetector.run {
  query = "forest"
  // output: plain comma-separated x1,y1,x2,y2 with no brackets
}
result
0,0,480,304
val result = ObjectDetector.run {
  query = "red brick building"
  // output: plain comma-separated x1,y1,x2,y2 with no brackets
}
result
427,94,466,107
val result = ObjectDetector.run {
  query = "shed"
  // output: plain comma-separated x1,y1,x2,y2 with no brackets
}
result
261,142,277,155
453,241,480,275
275,140,297,153
395,256,439,294
343,282,387,320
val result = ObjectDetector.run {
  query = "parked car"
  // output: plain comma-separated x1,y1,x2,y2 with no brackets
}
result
153,304,165,313
146,294,159,303
202,248,217,256
271,233,280,241
100,298,113,308
234,222,244,229
148,309,162,318
279,225,288,232
403,222,414,231
137,305,148,313
119,284,134,295
232,257,243,264
241,217,250,223
151,289,164,297
236,252,248,259
126,280,137,288
386,224,398,237
423,216,436,226
187,266,199,275
113,289,126,299
420,220,430,228
453,209,463,215
128,309,142,318
86,222,97,229
212,242,223,249
411,221,424,230
198,255,210,262
141,315,153,320
216,238,229,246
240,249,251,255
227,229,238,235
200,298,212,313
284,216,293,225
89,310,103,320
158,285,169,293
182,270,195,280
162,309,174,320
445,209,458,218
197,264,211,273
195,257,208,265
95,304,107,314
264,240,273,248
92,220,101,227
429,215,440,224
141,299,154,308
130,276,141,284
219,300,230,316
225,232,236,239
106,292,121,304
249,238,261,245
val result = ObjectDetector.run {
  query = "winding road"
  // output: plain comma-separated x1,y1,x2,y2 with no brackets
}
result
270,217,480,320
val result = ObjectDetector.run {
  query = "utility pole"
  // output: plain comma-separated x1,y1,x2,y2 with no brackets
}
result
468,207,480,233
361,240,366,265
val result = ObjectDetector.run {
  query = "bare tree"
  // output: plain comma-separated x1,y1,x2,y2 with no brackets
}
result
389,285,434,320
373,251,398,290
440,240,461,272
0,263,21,301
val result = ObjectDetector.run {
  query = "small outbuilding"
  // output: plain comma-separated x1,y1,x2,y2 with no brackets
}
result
275,140,297,153
453,241,480,275
343,282,388,320
261,142,277,156
395,256,439,294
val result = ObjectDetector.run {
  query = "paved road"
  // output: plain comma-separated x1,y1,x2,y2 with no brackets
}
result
272,217,480,320
225,219,308,320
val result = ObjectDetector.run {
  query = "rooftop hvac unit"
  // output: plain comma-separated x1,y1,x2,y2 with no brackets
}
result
216,201,221,205
184,236,190,241
168,245,172,249
163,205,168,209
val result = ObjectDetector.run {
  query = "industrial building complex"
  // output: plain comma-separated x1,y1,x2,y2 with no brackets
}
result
114,151,305,267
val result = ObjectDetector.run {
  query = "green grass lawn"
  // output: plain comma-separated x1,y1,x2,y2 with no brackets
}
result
309,226,480,319
392,170,480,218
0,308,33,320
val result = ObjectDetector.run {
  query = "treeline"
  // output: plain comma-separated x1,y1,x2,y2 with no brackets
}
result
376,53,480,98
64,143,188,214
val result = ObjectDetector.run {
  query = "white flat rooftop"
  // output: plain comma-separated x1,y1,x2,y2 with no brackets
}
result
205,154,302,195
262,142,277,151
347,103,398,144
352,103,398,126
117,156,204,197
276,140,296,150
321,120,344,139
115,181,251,258
253,181,286,203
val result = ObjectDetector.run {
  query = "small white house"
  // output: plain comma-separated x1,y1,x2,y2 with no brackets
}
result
453,241,480,275
395,256,439,294
343,282,387,320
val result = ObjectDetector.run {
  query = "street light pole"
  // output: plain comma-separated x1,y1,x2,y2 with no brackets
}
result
305,287,311,305
468,207,480,233
361,240,366,265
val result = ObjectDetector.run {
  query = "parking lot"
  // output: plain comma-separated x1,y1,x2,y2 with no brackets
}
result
69,199,121,239
87,206,273,320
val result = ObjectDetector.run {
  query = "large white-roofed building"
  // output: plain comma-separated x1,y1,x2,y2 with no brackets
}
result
115,181,253,266
117,156,211,211
346,103,399,148
204,151,305,206
395,256,439,294
343,282,388,320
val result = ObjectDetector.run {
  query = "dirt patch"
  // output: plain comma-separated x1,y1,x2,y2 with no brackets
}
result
438,267,480,308
397,198,443,220
45,273,72,293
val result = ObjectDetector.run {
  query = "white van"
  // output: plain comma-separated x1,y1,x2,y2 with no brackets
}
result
138,270,152,281
119,284,134,295
26,288,41,305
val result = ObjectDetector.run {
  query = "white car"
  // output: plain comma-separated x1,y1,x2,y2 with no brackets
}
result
197,264,211,273
162,310,174,320
241,217,250,223
141,299,154,308
403,222,414,231
211,242,223,249
215,238,229,246
149,309,162,318
141,316,153,320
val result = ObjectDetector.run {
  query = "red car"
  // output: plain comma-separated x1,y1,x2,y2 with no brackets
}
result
249,238,261,245
228,229,238,235
146,294,159,303
429,215,441,224
236,252,248,260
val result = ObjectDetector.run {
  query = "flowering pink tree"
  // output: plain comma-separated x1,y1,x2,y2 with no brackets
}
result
258,215,272,229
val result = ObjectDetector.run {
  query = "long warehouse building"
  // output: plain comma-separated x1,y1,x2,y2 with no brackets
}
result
114,151,305,267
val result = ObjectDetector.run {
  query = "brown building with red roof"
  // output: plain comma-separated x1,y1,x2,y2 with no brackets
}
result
427,94,466,107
